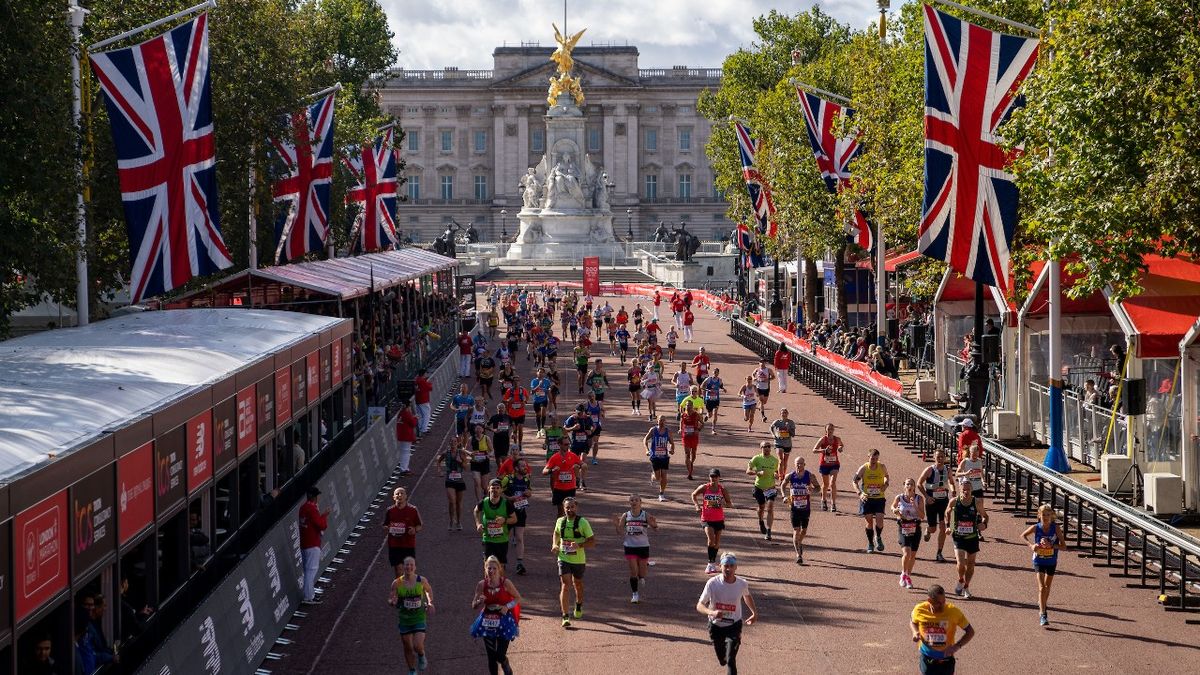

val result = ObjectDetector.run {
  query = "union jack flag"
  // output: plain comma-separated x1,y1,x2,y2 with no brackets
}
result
271,92,336,263
796,89,875,252
918,4,1039,293
732,121,777,239
734,223,764,269
91,13,232,302
344,127,399,252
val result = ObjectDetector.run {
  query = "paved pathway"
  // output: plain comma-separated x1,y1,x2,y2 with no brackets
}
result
272,296,1197,674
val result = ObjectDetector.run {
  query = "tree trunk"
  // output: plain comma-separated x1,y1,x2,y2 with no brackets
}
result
804,256,819,327
834,245,849,324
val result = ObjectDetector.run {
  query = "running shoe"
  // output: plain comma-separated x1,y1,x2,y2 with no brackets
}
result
562,615,571,627
936,552,947,563
831,505,838,513
705,562,719,574
954,582,964,595
822,500,828,511
795,555,804,565
418,654,428,670
758,520,767,535
923,531,931,543
899,574,907,588
658,494,667,502
961,587,973,599
876,540,885,552
765,530,772,541
1039,613,1049,627
301,598,323,606
591,458,599,465
573,604,583,619
866,543,875,554
516,562,527,576
631,592,640,604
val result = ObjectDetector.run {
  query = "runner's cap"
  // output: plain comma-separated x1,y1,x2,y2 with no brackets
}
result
720,553,737,565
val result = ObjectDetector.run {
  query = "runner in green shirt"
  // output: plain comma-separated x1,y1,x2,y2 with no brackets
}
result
552,497,595,626
475,479,517,564
746,441,781,541
543,414,565,459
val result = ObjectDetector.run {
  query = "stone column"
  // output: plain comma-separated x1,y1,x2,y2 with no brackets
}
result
516,104,530,174
625,103,640,202
602,104,616,192
492,103,507,210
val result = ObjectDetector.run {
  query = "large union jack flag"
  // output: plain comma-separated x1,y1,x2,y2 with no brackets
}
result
91,13,232,302
918,4,1039,293
732,121,778,240
796,89,875,252
344,127,398,252
271,92,336,263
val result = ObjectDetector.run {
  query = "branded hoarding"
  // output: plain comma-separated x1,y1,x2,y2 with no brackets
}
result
213,396,237,476
274,368,292,426
155,427,187,516
71,466,116,576
256,377,274,441
187,410,213,493
118,442,154,545
14,490,68,623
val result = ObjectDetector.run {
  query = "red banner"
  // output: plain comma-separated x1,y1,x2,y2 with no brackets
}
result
236,385,256,455
306,351,320,403
186,410,213,492
275,367,292,425
758,322,904,395
582,257,600,296
14,490,68,623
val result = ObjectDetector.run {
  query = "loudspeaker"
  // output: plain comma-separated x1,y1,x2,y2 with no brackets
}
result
1123,378,1146,416
981,334,1001,364
908,324,927,351
887,318,900,340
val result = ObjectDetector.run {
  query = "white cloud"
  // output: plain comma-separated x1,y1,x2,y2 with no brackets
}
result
379,0,879,70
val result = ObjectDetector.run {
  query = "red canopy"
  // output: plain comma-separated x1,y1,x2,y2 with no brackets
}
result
1020,260,1110,317
885,250,922,272
1114,255,1200,358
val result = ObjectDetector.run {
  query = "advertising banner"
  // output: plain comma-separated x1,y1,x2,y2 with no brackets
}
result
320,345,332,394
582,256,600,296
0,520,11,636
330,341,342,385
213,396,237,476
14,490,68,623
274,367,292,426
236,386,257,457
118,442,154,545
71,466,116,577
456,274,476,311
306,352,320,404
155,427,187,516
187,410,214,493
256,377,275,441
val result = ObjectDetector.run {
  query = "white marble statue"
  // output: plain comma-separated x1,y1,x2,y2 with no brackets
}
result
520,168,542,209
594,171,610,210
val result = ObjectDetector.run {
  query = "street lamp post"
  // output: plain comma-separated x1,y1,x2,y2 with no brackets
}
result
500,209,507,242
876,0,889,344
626,208,633,239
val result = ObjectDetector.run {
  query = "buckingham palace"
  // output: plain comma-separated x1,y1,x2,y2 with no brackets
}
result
377,44,731,243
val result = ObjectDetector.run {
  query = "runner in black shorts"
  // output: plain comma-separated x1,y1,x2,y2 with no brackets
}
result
918,449,952,562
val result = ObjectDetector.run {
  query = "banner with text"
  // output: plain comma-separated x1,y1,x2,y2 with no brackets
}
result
582,257,600,296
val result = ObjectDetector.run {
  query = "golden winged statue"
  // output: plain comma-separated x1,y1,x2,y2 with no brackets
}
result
548,24,587,107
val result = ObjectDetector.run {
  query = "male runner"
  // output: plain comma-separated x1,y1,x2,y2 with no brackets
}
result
701,367,727,433
854,448,891,553
644,415,675,501
746,441,780,541
529,368,552,432
696,553,758,675
542,442,583,516
679,400,704,481
784,456,820,564
552,497,595,626
769,409,797,480
583,392,605,466
501,383,528,445
918,449,953,562
474,479,517,564
911,585,974,674
563,404,594,489
751,360,774,422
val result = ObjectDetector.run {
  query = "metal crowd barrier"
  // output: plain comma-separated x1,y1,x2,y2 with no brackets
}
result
731,318,1200,614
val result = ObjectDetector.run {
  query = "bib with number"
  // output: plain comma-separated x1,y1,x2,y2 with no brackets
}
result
791,491,809,509
900,521,918,536
1035,545,1055,558
513,498,529,510
866,485,882,497
448,471,463,481
763,488,778,499
932,488,948,500
924,623,947,645
956,520,976,536
683,425,696,434
402,597,422,610
481,613,502,629
777,430,790,438
388,524,407,536
561,540,578,554
487,524,504,537
626,524,644,536
472,452,488,463
558,471,573,482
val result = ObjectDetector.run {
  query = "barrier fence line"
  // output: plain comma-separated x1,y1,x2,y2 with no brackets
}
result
729,317,1200,612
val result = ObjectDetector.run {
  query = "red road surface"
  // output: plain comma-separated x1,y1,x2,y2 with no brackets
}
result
270,296,1197,674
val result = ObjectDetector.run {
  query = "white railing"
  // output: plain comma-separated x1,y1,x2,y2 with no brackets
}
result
1029,382,1129,466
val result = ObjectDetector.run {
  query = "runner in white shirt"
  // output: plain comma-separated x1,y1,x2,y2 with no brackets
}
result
752,361,774,423
696,553,757,674
617,495,659,603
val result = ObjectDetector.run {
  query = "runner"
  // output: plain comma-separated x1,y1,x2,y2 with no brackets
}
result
910,584,974,675
652,290,662,319
641,365,662,421
552,497,596,626
617,495,659,603
671,362,693,417
666,325,679,361
583,391,605,466
955,442,986,511
679,399,704,481
383,487,423,575
474,479,517,565
772,342,792,394
701,367,727,433
467,424,493,503
691,469,733,573
542,441,583,516
573,343,591,395
812,423,843,511
563,403,594,489
542,414,565,460
738,375,758,432
695,553,758,675
501,382,529,445
546,362,562,413
452,384,475,440
633,303,644,328
946,478,988,598
917,449,952,562
1021,504,1065,626
388,557,433,675
783,456,820,564
691,346,712,382
616,322,631,364
682,306,695,342
746,441,780,541
488,403,512,464
853,448,891,553
529,368,552,432
439,441,469,531
752,360,774,422
892,479,925,589
585,358,609,404
627,359,643,414
769,409,797,480
469,556,521,675
477,350,497,400
644,415,675,501
501,456,534,576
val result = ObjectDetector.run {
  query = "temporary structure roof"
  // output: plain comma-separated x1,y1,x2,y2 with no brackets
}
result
1108,255,1200,358
0,309,345,483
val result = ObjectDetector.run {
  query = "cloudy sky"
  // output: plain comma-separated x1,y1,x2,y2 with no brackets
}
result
379,0,880,70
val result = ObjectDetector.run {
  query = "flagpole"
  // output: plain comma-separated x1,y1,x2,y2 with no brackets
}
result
876,1,888,346
306,82,343,101
789,79,852,106
1041,9,1069,472
930,0,1040,35
69,0,90,325
88,0,217,52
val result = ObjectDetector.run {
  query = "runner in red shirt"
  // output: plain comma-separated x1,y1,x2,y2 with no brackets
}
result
680,400,704,481
683,289,693,309
956,419,981,464
671,296,686,329
299,487,329,604
691,347,711,381
616,307,629,326
503,385,530,445
653,290,662,320
382,487,423,574
683,309,696,342
646,319,661,345
542,443,583,516
772,343,792,394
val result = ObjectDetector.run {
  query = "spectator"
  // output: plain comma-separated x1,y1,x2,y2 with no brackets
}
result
119,577,153,642
1082,379,1100,405
957,418,981,464
299,487,330,605
396,399,419,476
292,438,307,475
414,368,434,434
24,635,59,675
74,612,96,675
84,594,117,668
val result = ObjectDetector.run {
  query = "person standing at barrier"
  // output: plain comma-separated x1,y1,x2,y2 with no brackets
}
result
911,584,974,675
918,449,952,562
552,497,596,626
414,369,433,435
738,376,759,432
947,478,987,598
696,553,757,675
701,367,726,434
1022,504,1066,626
892,479,925,589
784,456,820,564
470,555,521,675
769,409,797,481
396,400,418,476
812,423,843,512
752,360,774,423
618,495,659,603
384,487,423,574
645,415,675,501
747,441,780,541
388,556,433,675
854,449,891,553
955,418,980,464
772,343,792,394
458,329,474,377
475,479,518,565
441,441,469,530
299,487,329,605
692,469,733,574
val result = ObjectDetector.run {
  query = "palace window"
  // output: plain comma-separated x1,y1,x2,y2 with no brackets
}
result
645,174,658,200
678,173,692,199
407,176,420,201
531,128,545,153
473,130,487,153
440,130,453,152
474,175,488,200
678,127,692,151
645,128,658,151
440,175,453,200
407,130,420,152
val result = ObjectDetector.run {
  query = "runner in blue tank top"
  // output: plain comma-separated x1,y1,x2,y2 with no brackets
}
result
783,456,820,565
1021,504,1065,626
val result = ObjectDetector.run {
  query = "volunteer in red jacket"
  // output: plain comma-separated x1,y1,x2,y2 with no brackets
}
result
414,368,434,434
683,308,696,342
396,400,418,476
653,290,662,320
383,486,423,575
956,418,981,464
457,330,474,377
772,342,792,394
300,487,330,605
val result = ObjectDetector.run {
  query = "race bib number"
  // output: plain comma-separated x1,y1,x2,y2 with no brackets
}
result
956,520,976,536
496,423,510,432
763,488,778,500
932,488,948,500
388,524,407,536
481,613,502,629
791,493,809,509
574,432,589,442
473,452,488,463
561,540,578,554
626,524,644,536
924,624,947,645
866,485,882,497
714,602,736,613
704,495,722,507
534,388,545,396
900,521,918,536
402,597,422,610
777,430,790,438
448,471,463,481
558,471,574,483
487,525,504,537
1035,545,1055,558
651,447,667,458
683,426,696,434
